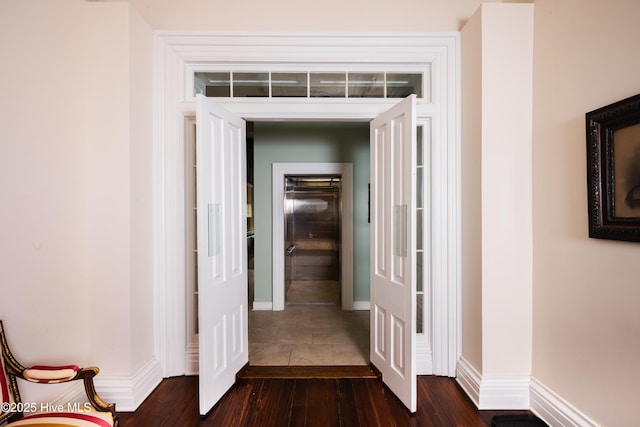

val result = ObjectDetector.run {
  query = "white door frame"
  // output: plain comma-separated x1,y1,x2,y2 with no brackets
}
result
272,163,353,311
154,32,460,378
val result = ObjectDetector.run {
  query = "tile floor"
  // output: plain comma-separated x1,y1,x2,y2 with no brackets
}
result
286,280,340,305
248,304,370,366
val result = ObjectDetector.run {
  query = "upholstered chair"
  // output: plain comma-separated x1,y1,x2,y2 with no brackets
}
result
0,320,117,426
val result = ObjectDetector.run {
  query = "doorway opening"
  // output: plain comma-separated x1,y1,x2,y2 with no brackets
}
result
247,122,365,366
252,175,367,363
285,175,342,306
159,33,460,388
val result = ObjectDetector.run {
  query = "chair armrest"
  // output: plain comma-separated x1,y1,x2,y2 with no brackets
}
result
22,365,80,383
0,321,117,425
18,365,118,426
77,366,117,418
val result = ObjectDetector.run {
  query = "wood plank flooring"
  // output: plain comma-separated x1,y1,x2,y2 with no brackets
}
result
117,373,532,426
239,365,378,379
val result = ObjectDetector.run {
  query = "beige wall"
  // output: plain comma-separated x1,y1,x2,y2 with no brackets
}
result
128,0,484,32
480,3,533,378
461,0,640,421
0,0,88,402
532,0,640,425
83,1,155,376
0,0,154,403
127,0,155,376
84,1,134,375
461,5,484,374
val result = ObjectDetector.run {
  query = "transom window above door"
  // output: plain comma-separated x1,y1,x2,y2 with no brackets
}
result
194,71,423,99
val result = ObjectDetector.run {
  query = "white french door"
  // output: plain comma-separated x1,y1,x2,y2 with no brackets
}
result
196,95,248,415
369,95,417,412
195,93,417,414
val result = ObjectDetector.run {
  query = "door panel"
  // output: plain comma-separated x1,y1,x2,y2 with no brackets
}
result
196,95,248,415
370,95,417,412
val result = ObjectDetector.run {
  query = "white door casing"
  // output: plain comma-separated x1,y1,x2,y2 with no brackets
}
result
155,32,460,381
370,95,417,412
196,95,248,415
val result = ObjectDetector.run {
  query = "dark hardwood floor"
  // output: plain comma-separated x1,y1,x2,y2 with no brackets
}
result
118,369,532,426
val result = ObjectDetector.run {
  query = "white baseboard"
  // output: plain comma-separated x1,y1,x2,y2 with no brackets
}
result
416,347,433,375
94,357,163,412
530,377,599,427
456,358,599,425
352,301,370,310
456,357,482,406
252,301,273,311
456,357,530,410
185,347,199,376
477,374,530,410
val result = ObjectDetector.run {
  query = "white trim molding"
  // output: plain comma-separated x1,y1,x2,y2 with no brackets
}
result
49,358,163,413
457,359,601,425
530,377,600,427
352,301,371,311
154,31,460,379
456,357,530,410
456,357,482,405
252,301,274,311
94,357,163,412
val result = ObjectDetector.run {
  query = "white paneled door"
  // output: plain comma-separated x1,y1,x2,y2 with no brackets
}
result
370,95,417,412
195,93,417,415
196,95,248,415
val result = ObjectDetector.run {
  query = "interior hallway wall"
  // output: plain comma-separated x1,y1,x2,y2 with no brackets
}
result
0,0,88,403
531,0,640,425
83,0,155,378
0,0,156,408
253,122,370,306
128,0,485,31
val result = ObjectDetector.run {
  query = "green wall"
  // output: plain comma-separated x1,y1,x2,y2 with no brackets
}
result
253,122,370,305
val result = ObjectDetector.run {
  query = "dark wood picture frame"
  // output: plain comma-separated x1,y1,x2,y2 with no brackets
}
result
586,93,640,242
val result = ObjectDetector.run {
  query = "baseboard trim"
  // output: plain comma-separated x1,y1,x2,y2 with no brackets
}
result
456,357,481,406
456,357,530,410
530,377,599,427
478,375,530,410
185,346,199,376
416,347,433,375
94,357,163,412
352,301,370,310
252,301,273,311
